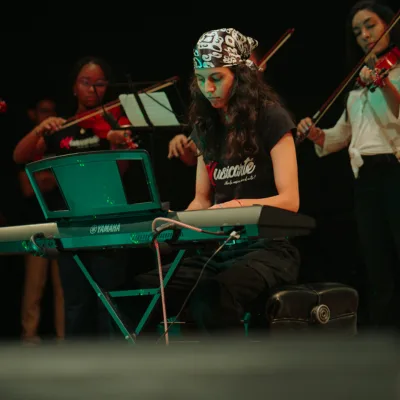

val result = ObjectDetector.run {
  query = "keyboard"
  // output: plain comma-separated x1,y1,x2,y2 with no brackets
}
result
0,205,315,255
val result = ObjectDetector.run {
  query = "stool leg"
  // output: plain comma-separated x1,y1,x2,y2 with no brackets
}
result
243,312,251,337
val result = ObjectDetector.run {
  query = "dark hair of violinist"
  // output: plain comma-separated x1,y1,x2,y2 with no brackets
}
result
297,1,400,330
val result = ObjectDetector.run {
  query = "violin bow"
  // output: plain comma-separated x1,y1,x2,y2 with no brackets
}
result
296,8,400,144
258,28,295,70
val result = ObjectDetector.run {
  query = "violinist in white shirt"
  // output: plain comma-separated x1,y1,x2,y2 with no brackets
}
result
297,0,400,330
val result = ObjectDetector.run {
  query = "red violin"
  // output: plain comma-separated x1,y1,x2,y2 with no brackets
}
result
77,107,136,149
0,98,7,113
76,106,124,134
357,45,400,92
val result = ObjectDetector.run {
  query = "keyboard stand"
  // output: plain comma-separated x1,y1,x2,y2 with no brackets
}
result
72,249,187,344
19,150,196,344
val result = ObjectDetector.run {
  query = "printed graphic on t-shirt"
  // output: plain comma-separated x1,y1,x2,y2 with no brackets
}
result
46,127,109,156
191,103,296,203
45,107,130,156
59,135,101,150
206,157,256,187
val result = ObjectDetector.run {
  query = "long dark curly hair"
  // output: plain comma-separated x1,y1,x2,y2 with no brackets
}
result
188,63,282,162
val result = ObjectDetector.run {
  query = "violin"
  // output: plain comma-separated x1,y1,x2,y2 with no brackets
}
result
74,105,136,148
356,45,400,92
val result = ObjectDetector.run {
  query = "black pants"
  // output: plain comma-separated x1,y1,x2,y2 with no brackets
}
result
132,239,300,336
58,250,128,339
354,155,400,329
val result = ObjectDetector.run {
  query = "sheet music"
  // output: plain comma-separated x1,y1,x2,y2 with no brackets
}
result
119,94,148,127
119,92,180,127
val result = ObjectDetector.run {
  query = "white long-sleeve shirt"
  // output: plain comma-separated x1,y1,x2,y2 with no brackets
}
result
315,65,400,178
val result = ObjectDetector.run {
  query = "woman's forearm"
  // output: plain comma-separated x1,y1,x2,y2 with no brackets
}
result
13,129,44,164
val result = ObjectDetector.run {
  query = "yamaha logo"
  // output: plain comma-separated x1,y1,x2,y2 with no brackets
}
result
89,224,121,234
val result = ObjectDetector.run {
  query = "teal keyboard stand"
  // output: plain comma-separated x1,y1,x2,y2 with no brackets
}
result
25,150,190,344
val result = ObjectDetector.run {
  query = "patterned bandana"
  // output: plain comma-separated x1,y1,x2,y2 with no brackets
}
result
193,28,259,70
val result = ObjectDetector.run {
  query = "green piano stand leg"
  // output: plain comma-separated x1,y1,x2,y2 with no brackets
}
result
72,254,136,344
133,249,186,336
73,250,187,344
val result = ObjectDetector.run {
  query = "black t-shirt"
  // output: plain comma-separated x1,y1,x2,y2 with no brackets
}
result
187,103,299,283
191,103,296,205
44,124,111,157
44,106,130,156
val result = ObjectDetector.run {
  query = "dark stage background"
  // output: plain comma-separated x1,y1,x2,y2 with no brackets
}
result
0,1,397,339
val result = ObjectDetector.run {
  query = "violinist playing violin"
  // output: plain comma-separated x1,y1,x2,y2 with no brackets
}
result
297,1,400,331
13,56,135,340
13,56,136,164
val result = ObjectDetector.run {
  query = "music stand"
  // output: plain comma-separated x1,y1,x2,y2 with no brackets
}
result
25,149,164,221
119,87,186,170
119,91,182,128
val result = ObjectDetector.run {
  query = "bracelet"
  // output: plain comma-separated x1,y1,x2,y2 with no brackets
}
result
236,199,243,207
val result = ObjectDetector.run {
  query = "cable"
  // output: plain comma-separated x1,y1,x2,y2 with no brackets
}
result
155,230,240,345
150,216,241,345
30,232,46,257
30,233,59,258
151,217,230,248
